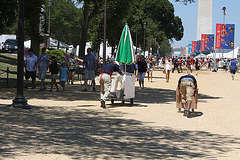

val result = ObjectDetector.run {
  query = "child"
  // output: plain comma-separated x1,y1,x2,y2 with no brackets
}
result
60,61,69,91
49,56,59,92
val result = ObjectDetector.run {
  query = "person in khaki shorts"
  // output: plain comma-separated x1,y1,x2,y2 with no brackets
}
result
99,61,123,108
178,74,197,118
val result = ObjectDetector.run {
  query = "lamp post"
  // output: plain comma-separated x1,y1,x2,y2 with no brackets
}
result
12,0,29,108
222,7,226,59
103,0,107,64
143,22,147,57
135,13,139,55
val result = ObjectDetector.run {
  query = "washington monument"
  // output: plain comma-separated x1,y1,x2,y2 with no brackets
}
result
197,0,212,40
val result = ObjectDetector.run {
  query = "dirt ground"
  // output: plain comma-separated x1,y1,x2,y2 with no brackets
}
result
1,68,240,160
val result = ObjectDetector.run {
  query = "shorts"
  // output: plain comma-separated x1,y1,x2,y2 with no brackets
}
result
191,65,194,70
25,70,36,80
180,81,195,103
135,64,138,70
60,76,67,82
230,70,236,74
51,74,58,79
148,68,153,71
84,69,95,80
38,70,47,80
138,72,146,81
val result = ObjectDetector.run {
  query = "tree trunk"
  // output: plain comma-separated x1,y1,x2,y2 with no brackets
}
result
30,16,40,56
79,3,90,58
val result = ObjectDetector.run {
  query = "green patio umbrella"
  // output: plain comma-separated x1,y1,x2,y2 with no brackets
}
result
116,23,135,64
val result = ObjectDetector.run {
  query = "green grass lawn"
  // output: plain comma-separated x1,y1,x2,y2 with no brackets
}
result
0,53,84,88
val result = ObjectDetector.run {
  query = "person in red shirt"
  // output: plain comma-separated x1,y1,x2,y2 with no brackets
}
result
179,57,183,73
190,57,194,73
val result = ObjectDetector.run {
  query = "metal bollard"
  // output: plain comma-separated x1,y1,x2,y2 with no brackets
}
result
7,67,9,87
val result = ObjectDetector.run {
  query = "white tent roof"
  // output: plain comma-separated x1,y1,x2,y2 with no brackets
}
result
207,46,239,59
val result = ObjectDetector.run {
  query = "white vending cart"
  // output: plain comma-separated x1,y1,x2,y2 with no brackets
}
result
109,72,135,105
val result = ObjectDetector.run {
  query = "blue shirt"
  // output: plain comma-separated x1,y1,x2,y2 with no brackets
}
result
25,54,38,72
38,54,50,71
83,54,97,70
230,60,237,71
60,67,68,79
101,63,119,75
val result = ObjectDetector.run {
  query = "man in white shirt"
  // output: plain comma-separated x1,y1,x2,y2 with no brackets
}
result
25,49,38,89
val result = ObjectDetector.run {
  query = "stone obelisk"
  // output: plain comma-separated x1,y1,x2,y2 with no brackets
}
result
197,0,212,40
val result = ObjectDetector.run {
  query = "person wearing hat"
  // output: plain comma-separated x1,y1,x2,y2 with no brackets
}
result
24,48,38,89
99,61,123,108
177,74,198,118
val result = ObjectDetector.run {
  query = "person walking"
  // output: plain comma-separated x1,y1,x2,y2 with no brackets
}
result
146,56,155,82
60,62,69,91
68,53,76,85
49,56,59,92
24,49,38,89
230,58,238,80
83,48,97,91
177,74,198,118
195,58,200,76
186,56,191,74
172,56,180,73
164,56,172,82
99,61,123,108
137,55,147,88
179,57,183,73
34,48,50,91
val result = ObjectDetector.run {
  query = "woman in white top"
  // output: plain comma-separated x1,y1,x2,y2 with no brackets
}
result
164,56,172,82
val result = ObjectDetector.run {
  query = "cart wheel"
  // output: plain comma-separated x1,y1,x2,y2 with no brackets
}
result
111,99,114,104
122,100,125,105
130,98,133,104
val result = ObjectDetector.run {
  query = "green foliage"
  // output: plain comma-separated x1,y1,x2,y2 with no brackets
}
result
175,0,195,5
0,0,18,34
50,0,83,47
46,49,68,63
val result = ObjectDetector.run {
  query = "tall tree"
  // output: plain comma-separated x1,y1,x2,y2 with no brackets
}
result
25,0,45,56
50,0,83,48
77,0,103,58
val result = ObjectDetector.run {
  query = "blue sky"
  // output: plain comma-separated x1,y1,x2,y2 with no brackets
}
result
169,0,240,48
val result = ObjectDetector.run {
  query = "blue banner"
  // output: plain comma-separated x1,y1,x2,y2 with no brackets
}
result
188,44,193,54
196,40,201,54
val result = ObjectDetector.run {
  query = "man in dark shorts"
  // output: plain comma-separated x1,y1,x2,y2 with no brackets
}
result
172,56,180,73
230,58,238,80
25,49,38,89
178,74,198,118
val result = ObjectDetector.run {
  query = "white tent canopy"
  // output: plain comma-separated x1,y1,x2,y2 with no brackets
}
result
207,46,239,59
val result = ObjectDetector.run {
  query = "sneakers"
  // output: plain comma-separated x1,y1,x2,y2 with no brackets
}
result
183,110,192,118
183,110,188,116
100,99,106,109
83,88,87,92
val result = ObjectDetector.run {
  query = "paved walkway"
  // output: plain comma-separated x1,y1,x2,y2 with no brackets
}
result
0,69,240,159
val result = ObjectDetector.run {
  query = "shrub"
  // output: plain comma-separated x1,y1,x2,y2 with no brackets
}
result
46,49,68,63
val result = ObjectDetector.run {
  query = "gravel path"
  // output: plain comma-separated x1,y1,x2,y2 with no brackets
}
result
1,69,240,159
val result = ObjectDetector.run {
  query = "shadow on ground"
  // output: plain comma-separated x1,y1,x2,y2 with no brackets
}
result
0,54,17,66
0,105,239,159
0,84,221,105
